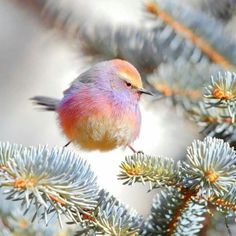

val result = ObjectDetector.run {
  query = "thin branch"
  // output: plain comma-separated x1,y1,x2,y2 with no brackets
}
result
146,1,234,70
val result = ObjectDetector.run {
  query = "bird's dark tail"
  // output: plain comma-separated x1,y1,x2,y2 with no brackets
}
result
31,96,60,111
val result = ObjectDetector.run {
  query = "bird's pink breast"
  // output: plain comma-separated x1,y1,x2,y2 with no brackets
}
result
57,88,141,151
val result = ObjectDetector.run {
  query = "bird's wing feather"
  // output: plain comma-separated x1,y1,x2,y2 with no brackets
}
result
63,67,99,95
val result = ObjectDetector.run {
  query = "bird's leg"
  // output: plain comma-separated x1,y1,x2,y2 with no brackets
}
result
64,141,72,148
128,145,144,154
128,145,136,153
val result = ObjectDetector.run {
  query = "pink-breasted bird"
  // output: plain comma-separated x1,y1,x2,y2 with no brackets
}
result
31,59,153,152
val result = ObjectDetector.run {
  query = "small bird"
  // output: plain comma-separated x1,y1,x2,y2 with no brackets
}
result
31,59,153,152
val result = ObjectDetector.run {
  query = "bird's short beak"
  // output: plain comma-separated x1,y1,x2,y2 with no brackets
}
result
138,88,154,96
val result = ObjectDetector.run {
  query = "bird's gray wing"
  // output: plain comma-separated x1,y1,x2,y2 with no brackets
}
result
63,67,97,95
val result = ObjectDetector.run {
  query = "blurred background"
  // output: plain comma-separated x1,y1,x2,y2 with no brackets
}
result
1,0,236,235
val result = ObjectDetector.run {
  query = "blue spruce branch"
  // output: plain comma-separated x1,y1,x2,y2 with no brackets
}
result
0,143,99,227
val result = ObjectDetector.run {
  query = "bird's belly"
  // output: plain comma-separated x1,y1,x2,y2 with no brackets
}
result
57,93,141,151
72,114,137,151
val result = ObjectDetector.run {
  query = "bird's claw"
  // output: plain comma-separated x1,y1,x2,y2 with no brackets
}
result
128,145,144,155
136,150,144,155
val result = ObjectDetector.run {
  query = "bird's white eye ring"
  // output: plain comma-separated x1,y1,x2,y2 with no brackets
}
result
125,81,132,87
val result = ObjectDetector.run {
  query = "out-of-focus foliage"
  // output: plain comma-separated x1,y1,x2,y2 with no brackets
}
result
198,0,236,21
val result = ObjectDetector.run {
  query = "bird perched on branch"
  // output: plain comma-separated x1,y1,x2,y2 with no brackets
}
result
31,59,153,152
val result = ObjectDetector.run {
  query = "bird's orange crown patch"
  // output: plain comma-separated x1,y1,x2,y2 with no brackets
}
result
112,59,143,89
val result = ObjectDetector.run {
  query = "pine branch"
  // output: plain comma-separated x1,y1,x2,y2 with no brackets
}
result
210,187,236,214
190,71,236,142
0,142,99,226
13,0,164,73
119,137,236,198
0,142,143,235
204,71,236,108
118,153,177,189
141,187,206,235
145,0,236,69
0,142,24,167
118,136,236,234
147,60,220,108
0,189,62,236
14,0,236,81
75,190,142,236
78,24,163,73
179,137,236,197
199,0,236,22
190,102,236,141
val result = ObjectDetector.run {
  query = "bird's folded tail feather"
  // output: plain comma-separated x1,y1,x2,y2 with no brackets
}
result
31,96,59,111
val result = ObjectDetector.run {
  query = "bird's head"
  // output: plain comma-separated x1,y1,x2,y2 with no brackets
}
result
109,59,153,100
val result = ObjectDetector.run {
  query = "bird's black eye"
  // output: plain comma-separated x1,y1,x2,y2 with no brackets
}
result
125,81,132,87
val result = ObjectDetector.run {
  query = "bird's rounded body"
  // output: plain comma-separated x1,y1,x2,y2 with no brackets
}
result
32,59,152,151
57,86,141,151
